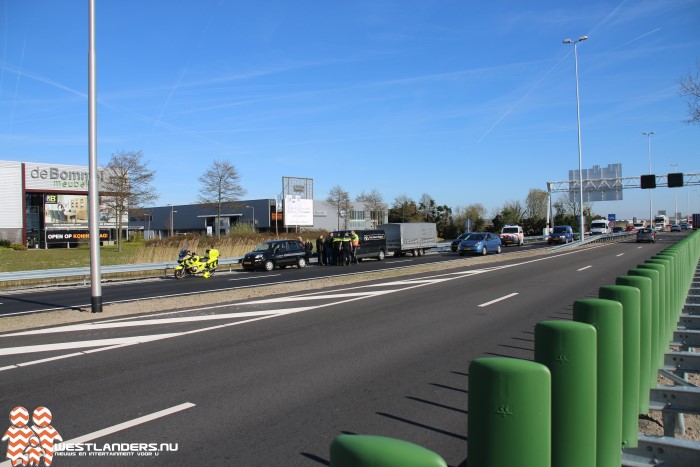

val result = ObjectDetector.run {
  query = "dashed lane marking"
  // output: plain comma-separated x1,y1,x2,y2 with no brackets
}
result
478,293,519,308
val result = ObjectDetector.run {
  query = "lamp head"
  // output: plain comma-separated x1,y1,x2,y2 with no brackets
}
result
563,38,572,44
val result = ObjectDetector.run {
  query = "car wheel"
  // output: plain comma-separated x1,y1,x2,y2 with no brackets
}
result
264,260,274,271
497,245,502,254
377,250,385,261
481,247,487,256
297,257,306,268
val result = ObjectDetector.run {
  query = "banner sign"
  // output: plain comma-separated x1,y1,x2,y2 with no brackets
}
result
46,230,110,244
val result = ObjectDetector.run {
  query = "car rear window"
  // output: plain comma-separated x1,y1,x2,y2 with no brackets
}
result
502,227,519,234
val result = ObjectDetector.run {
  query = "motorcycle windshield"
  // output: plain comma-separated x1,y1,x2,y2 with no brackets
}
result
178,249,189,260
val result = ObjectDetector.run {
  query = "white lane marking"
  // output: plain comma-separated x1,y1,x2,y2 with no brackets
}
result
3,307,315,337
577,266,592,271
616,253,624,257
387,260,413,263
479,293,519,308
0,333,180,356
229,274,280,281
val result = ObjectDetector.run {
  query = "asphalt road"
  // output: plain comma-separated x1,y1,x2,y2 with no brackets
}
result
0,235,681,466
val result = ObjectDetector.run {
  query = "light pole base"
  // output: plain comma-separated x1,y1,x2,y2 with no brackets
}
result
91,296,103,313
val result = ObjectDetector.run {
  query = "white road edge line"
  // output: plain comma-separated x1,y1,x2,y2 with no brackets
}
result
478,293,519,308
616,253,624,257
577,266,592,271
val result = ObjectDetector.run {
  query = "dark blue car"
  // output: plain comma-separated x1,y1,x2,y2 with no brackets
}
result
458,232,502,256
548,225,574,244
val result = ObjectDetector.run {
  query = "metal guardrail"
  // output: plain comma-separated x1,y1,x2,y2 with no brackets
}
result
0,257,242,284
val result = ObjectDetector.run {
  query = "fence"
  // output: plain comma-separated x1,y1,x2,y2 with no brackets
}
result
327,230,700,466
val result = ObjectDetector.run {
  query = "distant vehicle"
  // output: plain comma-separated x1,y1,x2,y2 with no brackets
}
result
670,224,681,232
451,232,470,252
612,226,624,233
680,223,689,230
241,239,307,271
332,229,387,261
547,225,574,244
590,219,612,235
632,221,646,229
654,214,669,231
636,228,656,243
378,222,437,257
500,224,524,246
693,214,700,230
625,225,637,232
458,232,502,256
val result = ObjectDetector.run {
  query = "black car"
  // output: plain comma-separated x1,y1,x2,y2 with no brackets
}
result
451,233,470,252
241,239,307,271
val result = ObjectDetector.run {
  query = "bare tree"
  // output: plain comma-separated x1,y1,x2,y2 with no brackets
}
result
101,150,158,252
327,185,351,229
197,160,246,237
454,203,487,232
356,189,386,227
418,193,436,221
679,60,700,125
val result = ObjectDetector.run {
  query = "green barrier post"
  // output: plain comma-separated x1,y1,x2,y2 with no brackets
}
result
573,298,623,467
535,320,596,467
635,264,664,370
613,276,652,416
468,358,551,467
626,269,659,391
639,262,666,367
330,435,447,467
647,257,672,345
599,284,641,448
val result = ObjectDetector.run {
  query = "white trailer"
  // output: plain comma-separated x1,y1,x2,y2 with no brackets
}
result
378,222,437,257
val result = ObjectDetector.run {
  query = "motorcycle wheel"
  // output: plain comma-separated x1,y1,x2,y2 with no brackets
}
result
174,268,185,279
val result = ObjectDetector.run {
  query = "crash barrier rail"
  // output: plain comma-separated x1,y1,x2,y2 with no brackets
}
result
326,229,700,467
0,257,242,285
550,230,637,251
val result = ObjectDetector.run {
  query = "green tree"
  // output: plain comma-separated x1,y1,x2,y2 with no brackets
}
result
388,194,420,222
101,150,158,252
197,160,246,237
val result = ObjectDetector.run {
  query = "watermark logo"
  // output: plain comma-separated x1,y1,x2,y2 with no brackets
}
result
2,406,62,466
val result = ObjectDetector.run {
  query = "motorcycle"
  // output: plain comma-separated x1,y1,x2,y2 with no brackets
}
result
174,248,219,279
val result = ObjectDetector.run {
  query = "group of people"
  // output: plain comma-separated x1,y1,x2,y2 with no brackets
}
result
311,231,360,266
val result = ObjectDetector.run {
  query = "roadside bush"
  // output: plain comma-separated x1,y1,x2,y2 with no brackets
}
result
0,239,11,248
10,243,26,250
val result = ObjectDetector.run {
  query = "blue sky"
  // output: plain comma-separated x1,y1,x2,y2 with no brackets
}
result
1,0,699,220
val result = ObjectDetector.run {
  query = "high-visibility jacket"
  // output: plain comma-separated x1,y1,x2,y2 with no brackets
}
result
351,233,359,247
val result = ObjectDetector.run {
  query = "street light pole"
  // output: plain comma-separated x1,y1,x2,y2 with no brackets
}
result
642,131,655,224
170,205,177,237
563,35,588,243
245,205,255,231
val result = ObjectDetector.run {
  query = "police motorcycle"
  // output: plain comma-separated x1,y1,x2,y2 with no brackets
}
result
174,248,220,279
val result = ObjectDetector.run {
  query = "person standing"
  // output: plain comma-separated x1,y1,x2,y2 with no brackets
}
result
304,239,313,264
350,230,360,264
316,235,325,266
342,232,352,266
333,233,344,266
325,233,335,266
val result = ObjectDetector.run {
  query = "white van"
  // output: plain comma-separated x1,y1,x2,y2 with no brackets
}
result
590,219,612,235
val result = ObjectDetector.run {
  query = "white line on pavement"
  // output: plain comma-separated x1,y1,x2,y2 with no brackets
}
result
577,266,592,271
229,274,280,281
478,293,519,308
616,253,624,257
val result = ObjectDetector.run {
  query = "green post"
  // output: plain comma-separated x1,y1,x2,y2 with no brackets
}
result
647,257,671,345
637,262,668,369
573,299,623,467
655,252,679,322
613,276,653,416
535,320,596,467
330,435,447,467
599,284,641,448
468,358,551,467
625,270,659,393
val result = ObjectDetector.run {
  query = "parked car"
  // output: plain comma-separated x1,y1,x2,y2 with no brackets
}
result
451,233,471,252
241,239,307,271
670,224,681,232
636,228,656,243
458,232,502,256
547,225,574,244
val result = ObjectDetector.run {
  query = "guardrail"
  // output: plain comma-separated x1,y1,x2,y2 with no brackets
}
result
0,257,243,285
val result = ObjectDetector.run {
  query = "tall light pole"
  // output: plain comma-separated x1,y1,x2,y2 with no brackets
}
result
170,205,177,237
670,163,679,223
563,35,587,243
245,205,255,231
642,131,655,224
88,0,102,313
